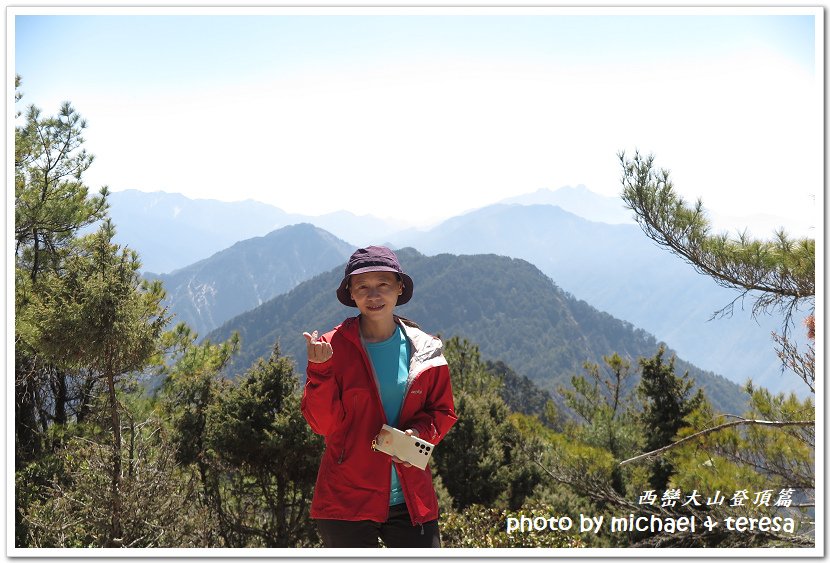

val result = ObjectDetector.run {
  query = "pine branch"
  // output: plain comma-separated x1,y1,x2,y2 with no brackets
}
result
618,150,815,334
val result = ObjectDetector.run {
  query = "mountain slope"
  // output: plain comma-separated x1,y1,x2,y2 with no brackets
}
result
207,249,748,415
388,204,795,396
147,224,354,336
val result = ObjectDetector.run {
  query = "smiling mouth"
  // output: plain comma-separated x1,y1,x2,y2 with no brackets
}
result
366,304,385,312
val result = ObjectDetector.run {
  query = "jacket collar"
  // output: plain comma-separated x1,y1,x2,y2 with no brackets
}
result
339,315,445,370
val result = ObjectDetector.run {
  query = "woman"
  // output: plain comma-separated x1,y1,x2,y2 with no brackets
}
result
301,245,457,548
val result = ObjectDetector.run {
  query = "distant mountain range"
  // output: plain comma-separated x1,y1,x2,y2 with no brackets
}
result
206,249,748,416
111,187,808,397
145,224,354,337
106,189,401,274
387,203,796,396
498,184,634,225
496,184,814,238
106,185,634,274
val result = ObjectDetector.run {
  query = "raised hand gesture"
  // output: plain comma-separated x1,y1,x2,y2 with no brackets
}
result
303,330,333,364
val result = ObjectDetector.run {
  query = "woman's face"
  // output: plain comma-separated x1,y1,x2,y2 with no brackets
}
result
349,271,403,320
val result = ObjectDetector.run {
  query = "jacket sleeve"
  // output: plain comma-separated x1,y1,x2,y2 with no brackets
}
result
407,363,457,445
300,335,344,437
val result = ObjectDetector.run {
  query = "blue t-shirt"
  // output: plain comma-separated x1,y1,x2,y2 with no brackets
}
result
365,325,411,506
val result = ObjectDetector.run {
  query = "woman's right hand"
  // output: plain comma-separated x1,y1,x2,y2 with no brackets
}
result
303,330,333,363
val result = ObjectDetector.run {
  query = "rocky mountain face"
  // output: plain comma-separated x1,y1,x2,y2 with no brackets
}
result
146,224,354,336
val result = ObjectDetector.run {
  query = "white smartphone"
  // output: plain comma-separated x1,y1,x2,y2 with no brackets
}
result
372,424,436,470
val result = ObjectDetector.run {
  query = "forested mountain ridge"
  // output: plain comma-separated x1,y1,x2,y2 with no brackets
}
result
144,223,354,336
207,249,748,415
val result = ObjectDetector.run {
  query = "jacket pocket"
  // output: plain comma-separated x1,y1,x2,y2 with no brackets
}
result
337,387,372,464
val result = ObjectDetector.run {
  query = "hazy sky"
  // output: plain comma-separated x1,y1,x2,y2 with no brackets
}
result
12,7,821,236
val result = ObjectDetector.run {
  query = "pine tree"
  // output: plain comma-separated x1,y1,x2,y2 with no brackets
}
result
175,344,321,547
23,221,170,546
560,353,642,494
637,346,705,491
15,76,108,283
436,337,545,510
14,78,110,467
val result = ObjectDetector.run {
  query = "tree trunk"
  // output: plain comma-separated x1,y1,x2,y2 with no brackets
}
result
106,369,123,547
53,370,67,426
76,375,95,423
276,473,287,547
14,372,41,467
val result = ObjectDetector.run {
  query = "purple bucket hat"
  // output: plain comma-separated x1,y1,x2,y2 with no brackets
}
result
336,246,414,307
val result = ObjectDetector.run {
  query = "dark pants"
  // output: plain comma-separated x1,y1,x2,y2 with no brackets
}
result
316,503,441,548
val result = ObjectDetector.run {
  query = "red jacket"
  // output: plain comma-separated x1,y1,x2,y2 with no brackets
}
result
301,316,457,526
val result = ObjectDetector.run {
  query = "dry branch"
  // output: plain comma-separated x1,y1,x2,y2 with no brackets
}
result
618,418,814,466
